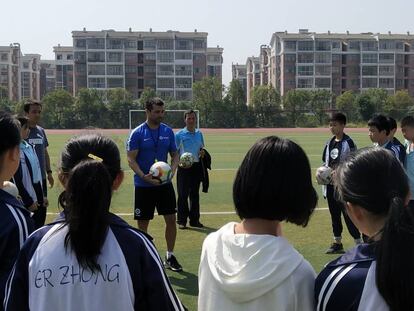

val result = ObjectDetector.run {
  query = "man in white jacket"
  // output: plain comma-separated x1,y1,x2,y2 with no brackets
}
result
198,136,317,311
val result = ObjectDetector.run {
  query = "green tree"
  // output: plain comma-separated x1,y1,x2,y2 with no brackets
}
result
227,79,248,127
385,90,414,119
309,90,333,125
193,77,223,127
335,91,359,122
356,93,376,121
74,88,106,128
139,87,157,107
364,88,389,113
283,90,311,126
250,85,281,127
106,88,137,128
42,89,75,128
0,98,16,113
0,86,8,100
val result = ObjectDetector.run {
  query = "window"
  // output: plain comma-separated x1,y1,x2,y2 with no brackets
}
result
379,40,395,50
348,41,360,50
144,78,156,88
297,53,314,63
193,54,205,61
107,52,123,62
207,55,221,62
349,66,360,75
88,52,105,62
67,54,73,60
315,41,331,51
348,54,360,62
157,77,174,88
125,65,137,74
315,53,331,63
176,52,192,60
315,78,331,88
362,78,377,88
0,53,8,61
157,52,174,62
332,41,340,50
297,41,314,51
138,79,144,89
176,40,192,50
75,39,86,48
57,54,62,60
284,54,296,62
107,65,123,75
88,77,105,88
175,65,192,76
157,39,174,50
126,40,137,49
332,54,341,62
157,65,174,76
23,62,29,69
379,53,394,63
351,79,360,86
284,66,296,74
144,53,156,61
175,78,192,89
107,78,123,88
125,53,137,63
87,38,105,49
158,90,174,99
108,39,123,49
315,65,331,76
284,41,296,51
176,90,192,100
362,54,378,63
362,66,378,76
379,66,394,75
144,40,156,49
137,41,143,50
88,64,105,75
144,65,156,74
74,52,86,63
137,66,143,76
297,78,313,88
361,41,378,51
379,78,394,88
297,65,313,76
194,40,206,49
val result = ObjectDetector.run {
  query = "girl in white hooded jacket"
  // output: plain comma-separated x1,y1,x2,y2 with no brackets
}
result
198,136,318,311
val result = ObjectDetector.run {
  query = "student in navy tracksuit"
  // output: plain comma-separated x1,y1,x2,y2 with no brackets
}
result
315,148,414,311
4,133,185,311
0,113,34,311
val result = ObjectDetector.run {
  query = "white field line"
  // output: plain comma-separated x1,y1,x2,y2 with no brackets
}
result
46,208,329,217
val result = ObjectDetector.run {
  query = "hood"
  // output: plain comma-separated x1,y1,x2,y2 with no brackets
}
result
203,222,305,303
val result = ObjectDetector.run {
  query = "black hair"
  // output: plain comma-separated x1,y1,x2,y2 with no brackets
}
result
387,117,397,131
368,114,390,135
330,112,347,125
335,147,413,311
184,109,196,119
16,116,29,128
145,97,164,111
233,136,317,226
23,99,42,113
0,112,21,169
401,115,414,128
58,133,121,271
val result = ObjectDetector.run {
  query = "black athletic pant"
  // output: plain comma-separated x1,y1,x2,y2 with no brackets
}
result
326,185,360,240
177,162,202,225
32,178,47,229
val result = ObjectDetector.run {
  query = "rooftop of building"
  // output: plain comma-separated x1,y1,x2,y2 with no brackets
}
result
72,29,208,39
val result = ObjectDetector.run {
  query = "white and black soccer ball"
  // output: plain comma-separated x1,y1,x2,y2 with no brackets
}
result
179,152,194,169
315,166,333,185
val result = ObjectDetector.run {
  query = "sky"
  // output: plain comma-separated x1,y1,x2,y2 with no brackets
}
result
2,0,414,86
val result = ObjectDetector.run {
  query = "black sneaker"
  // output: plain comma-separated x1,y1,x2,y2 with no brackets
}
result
325,242,345,254
189,222,204,228
164,255,183,272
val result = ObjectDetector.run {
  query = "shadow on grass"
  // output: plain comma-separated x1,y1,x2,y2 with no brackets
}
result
185,225,217,235
168,270,199,297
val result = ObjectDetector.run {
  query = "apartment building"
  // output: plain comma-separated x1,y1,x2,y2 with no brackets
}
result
72,29,223,100
269,29,414,96
231,63,247,101
54,45,74,95
246,56,260,104
20,54,41,100
40,60,56,98
0,44,21,101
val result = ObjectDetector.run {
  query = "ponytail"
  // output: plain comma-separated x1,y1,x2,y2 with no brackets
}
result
376,198,414,311
62,159,113,271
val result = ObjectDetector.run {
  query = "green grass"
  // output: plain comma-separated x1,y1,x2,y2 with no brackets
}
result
43,128,399,310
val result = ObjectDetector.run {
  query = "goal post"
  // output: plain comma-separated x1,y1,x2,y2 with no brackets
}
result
128,109,200,131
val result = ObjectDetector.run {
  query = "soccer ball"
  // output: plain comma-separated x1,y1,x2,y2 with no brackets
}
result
3,181,19,198
149,161,172,184
179,152,194,168
315,166,333,185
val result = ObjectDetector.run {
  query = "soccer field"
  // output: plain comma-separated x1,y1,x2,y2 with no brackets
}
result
43,127,392,310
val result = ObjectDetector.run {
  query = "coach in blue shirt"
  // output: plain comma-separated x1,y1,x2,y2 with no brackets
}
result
175,109,205,229
126,98,182,272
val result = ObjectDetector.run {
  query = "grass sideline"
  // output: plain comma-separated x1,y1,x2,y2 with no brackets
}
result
42,128,398,310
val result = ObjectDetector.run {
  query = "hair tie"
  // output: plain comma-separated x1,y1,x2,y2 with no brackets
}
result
88,153,103,162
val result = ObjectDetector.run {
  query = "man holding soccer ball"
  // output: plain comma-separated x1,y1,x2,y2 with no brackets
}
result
321,112,362,254
126,97,182,272
175,109,205,229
